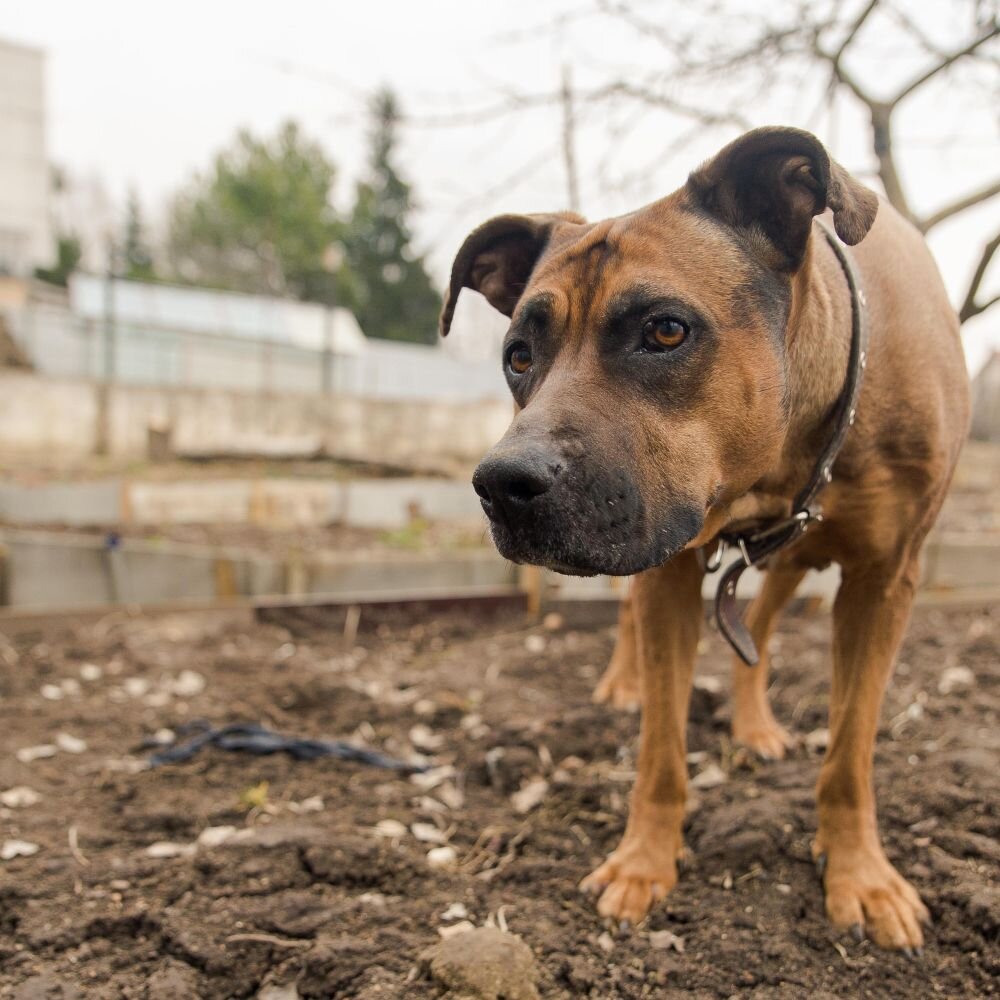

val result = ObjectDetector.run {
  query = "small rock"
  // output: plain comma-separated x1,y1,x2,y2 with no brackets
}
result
410,765,456,792
145,841,195,859
412,822,448,844
524,635,546,654
427,845,458,870
438,919,476,939
420,926,540,1000
60,678,81,697
542,612,564,631
123,677,150,698
436,782,465,810
16,744,57,763
0,786,42,808
442,902,469,921
409,723,445,751
648,929,685,952
805,728,830,752
40,684,63,701
79,663,103,681
197,825,237,848
2,840,41,860
171,669,206,697
511,778,549,815
55,733,87,754
373,819,407,839
690,763,727,789
288,795,325,814
938,665,975,695
597,931,615,954
693,675,722,694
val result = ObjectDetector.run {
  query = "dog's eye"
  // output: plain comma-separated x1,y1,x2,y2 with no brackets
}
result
507,343,533,375
642,317,688,351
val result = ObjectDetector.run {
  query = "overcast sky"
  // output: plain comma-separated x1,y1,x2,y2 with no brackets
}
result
2,0,997,369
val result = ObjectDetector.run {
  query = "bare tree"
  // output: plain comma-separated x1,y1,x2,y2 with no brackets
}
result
420,0,998,324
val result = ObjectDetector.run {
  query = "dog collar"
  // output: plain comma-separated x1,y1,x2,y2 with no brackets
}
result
710,221,870,665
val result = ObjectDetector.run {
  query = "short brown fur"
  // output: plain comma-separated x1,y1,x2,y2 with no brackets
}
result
443,127,970,952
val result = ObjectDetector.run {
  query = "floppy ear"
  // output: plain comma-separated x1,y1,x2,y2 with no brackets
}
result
687,127,878,269
439,211,585,336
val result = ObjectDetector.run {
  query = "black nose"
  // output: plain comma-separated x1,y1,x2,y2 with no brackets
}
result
473,450,559,520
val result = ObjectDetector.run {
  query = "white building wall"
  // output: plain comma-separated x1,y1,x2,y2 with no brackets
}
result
0,39,50,276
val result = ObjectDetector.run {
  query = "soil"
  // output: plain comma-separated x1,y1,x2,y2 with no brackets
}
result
0,601,997,999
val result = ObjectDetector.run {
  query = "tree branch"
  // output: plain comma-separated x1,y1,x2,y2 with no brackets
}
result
890,22,999,107
831,0,881,65
919,176,1000,232
960,229,1000,324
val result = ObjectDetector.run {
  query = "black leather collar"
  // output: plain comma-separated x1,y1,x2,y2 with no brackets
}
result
711,220,870,665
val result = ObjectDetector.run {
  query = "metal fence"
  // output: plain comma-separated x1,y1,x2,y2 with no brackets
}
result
8,301,508,402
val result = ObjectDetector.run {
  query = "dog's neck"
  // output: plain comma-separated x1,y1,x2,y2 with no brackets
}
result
724,226,855,526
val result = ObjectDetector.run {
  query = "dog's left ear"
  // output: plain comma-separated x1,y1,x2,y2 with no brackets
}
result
687,127,878,269
440,211,585,336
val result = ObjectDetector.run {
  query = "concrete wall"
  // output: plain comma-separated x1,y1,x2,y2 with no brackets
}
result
0,371,510,473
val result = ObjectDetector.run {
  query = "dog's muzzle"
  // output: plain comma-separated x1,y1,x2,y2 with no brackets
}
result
472,443,697,576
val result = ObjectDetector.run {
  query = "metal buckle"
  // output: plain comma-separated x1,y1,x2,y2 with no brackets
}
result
704,541,725,573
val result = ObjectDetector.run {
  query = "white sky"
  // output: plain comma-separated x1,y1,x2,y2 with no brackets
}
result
2,0,997,370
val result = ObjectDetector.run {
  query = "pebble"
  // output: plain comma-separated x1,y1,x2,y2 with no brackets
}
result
690,763,727,789
938,664,975,695
39,685,63,701
441,902,469,921
0,786,42,808
170,670,206,697
373,819,407,839
805,728,830,752
426,845,458,869
511,778,549,815
648,929,685,952
2,840,41,860
412,822,448,844
524,635,546,654
16,744,57,763
438,920,476,939
55,733,87,754
79,664,103,681
145,841,195,859
197,825,237,848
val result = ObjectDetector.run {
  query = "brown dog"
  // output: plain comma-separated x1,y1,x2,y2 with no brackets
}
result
440,127,970,953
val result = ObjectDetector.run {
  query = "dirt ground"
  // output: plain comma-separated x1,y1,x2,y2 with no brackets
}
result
0,600,997,999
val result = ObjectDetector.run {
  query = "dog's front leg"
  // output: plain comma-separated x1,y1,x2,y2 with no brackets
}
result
592,586,640,710
581,550,703,924
814,556,930,952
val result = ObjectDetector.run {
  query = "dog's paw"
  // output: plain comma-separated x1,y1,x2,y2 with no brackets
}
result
592,662,641,710
580,842,680,924
815,842,930,952
731,718,794,760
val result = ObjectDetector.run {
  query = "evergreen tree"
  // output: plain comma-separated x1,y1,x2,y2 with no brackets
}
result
167,122,346,303
123,189,155,281
344,89,441,344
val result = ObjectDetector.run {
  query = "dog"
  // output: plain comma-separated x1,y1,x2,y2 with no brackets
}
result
440,127,970,953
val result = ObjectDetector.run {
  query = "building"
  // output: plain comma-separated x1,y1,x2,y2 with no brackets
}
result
0,38,50,276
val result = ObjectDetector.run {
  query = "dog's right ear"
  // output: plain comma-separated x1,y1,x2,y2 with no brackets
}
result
440,212,585,336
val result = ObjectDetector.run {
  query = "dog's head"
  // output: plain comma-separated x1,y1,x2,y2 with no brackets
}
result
442,127,877,576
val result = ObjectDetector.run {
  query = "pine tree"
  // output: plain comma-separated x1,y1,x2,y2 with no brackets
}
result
344,89,442,344
123,189,155,281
